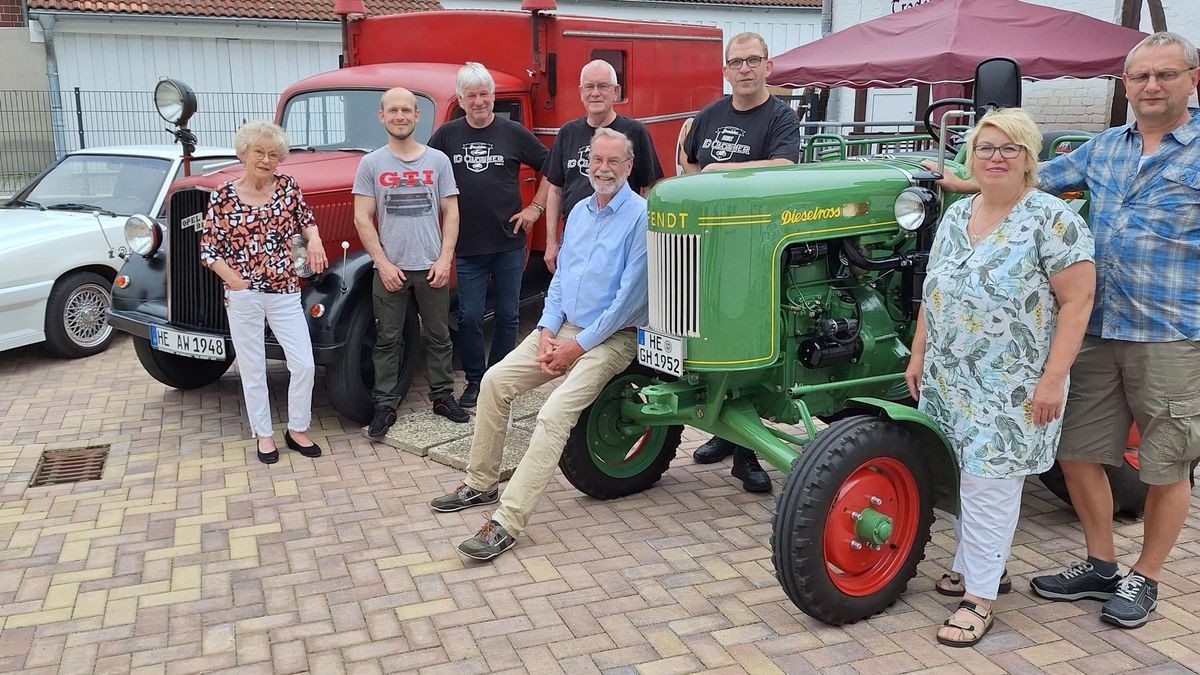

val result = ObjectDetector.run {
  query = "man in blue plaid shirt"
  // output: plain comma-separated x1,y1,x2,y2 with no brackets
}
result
937,32,1200,629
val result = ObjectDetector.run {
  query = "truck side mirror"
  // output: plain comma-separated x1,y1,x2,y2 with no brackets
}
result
973,57,1022,119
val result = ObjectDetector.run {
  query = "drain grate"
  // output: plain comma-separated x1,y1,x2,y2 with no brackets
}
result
29,445,109,487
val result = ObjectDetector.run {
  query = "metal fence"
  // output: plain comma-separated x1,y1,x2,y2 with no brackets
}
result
0,89,277,195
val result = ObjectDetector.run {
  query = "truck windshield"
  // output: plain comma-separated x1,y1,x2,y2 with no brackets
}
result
281,90,436,150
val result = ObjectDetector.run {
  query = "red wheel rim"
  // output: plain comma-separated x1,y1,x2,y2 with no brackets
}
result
822,456,919,596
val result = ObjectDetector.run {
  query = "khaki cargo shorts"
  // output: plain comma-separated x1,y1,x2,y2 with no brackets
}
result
1058,336,1200,485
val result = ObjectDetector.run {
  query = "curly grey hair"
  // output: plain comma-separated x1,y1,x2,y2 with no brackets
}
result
456,62,495,97
233,120,289,161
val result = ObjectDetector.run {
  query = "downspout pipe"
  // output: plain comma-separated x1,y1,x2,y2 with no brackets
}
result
34,13,69,159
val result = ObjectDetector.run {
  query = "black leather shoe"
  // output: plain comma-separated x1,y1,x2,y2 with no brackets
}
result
285,431,322,458
693,436,736,464
731,447,771,493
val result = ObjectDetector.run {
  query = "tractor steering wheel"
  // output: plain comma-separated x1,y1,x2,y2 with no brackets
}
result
923,97,973,153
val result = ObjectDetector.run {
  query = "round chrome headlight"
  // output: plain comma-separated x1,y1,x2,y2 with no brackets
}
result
154,79,197,125
894,187,938,232
125,214,162,257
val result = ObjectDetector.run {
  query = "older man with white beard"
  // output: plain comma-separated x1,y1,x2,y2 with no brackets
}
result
430,128,649,561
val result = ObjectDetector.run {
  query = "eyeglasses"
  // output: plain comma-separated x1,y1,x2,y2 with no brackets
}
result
249,149,283,162
580,83,616,92
1124,67,1196,84
973,144,1024,160
588,155,631,167
725,56,766,70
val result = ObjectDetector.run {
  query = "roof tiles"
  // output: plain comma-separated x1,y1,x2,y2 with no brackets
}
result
27,0,442,21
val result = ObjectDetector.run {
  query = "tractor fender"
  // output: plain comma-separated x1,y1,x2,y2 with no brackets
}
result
847,397,960,516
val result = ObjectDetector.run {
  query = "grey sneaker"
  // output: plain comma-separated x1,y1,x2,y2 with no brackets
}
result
1030,560,1122,601
430,484,499,513
457,518,516,560
1101,572,1158,628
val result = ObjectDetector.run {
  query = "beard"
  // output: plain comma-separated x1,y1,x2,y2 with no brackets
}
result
386,125,413,142
589,170,622,195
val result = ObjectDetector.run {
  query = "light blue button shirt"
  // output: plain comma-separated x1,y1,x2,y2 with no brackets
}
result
537,183,649,351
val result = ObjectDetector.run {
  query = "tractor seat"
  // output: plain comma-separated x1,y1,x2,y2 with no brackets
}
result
1040,130,1092,161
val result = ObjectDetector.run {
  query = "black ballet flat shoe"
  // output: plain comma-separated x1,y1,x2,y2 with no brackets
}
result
285,431,322,458
257,440,279,465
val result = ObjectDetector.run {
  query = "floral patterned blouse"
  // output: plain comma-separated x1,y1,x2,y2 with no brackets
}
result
199,173,316,294
918,190,1094,479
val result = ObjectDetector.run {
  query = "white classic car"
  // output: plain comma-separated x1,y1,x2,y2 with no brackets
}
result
1,146,237,357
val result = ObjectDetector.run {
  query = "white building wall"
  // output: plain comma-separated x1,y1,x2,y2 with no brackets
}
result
29,15,341,149
440,0,822,90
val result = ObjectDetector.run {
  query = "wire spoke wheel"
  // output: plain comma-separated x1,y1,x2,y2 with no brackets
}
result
63,282,113,347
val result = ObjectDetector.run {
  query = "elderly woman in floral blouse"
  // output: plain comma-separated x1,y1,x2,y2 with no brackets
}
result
904,108,1095,647
200,120,328,464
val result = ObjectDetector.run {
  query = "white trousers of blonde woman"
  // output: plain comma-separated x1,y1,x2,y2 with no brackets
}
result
225,290,315,438
951,470,1026,600
464,323,638,537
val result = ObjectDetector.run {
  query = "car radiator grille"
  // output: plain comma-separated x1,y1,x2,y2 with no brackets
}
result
647,231,701,337
168,188,228,333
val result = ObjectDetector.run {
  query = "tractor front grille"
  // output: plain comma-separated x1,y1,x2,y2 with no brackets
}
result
167,188,228,333
647,231,701,337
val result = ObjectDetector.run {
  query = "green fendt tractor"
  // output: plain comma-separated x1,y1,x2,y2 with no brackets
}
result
557,60,1029,625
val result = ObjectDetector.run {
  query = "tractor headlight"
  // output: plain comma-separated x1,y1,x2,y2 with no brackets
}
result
125,214,162,257
894,187,938,232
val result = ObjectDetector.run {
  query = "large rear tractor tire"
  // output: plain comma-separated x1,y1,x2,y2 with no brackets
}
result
559,363,683,499
325,297,420,425
772,415,934,625
133,336,233,389
1039,454,1199,518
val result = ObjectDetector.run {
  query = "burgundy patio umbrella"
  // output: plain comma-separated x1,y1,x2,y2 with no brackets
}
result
769,0,1149,89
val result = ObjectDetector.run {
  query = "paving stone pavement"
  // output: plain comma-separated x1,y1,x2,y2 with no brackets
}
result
3,328,1200,674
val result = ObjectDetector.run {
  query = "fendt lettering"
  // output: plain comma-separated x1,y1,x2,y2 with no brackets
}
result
649,211,689,229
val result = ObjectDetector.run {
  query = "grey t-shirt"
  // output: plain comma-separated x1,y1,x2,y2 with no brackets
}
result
352,146,459,270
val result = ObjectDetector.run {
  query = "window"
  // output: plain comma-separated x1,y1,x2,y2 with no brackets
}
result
591,50,628,102
281,90,437,149
21,154,171,216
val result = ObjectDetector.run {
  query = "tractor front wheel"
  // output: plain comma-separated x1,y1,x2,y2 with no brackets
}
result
772,415,934,625
559,363,683,500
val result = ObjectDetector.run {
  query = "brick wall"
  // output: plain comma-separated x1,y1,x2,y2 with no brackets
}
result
0,0,23,27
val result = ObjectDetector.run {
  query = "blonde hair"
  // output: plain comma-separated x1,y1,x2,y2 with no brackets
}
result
234,120,289,161
964,107,1042,187
725,32,769,60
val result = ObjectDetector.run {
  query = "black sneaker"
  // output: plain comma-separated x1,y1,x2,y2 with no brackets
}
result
1101,572,1158,628
1030,560,1122,602
433,395,470,423
367,405,397,437
457,518,516,560
430,483,499,513
459,381,481,409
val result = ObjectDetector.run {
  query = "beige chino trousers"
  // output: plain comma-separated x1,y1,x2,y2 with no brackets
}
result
464,323,638,537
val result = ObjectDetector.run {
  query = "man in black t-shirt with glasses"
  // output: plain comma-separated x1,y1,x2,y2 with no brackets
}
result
429,62,551,409
541,59,663,273
683,32,801,492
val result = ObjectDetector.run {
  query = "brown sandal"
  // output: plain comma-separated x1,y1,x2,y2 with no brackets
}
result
937,600,994,648
935,569,1011,597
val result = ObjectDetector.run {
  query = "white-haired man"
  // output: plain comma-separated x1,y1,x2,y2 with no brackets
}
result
429,62,551,410
430,128,648,562
541,59,663,272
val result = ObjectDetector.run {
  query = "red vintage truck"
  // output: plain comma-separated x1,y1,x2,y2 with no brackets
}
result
108,2,723,423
